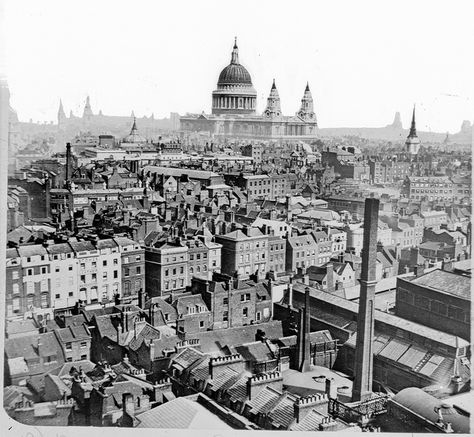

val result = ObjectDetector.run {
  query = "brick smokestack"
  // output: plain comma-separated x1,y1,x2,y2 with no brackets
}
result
298,286,312,372
352,198,379,402
65,142,71,188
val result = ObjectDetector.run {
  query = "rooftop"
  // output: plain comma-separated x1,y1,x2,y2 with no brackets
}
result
406,269,471,300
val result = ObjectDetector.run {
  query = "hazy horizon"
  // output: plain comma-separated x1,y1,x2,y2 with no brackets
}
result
4,0,474,133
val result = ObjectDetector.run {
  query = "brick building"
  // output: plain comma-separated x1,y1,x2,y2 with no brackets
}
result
115,237,145,302
191,274,273,329
145,239,188,296
396,269,470,341
215,226,269,279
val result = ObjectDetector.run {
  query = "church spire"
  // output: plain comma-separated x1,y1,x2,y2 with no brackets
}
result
405,104,421,155
83,95,93,118
305,81,310,92
231,37,239,64
58,99,66,118
409,105,417,137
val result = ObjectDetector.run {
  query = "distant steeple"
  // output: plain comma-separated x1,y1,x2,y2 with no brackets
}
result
58,99,66,125
409,105,417,137
305,81,310,92
231,37,239,64
83,96,93,118
405,104,421,155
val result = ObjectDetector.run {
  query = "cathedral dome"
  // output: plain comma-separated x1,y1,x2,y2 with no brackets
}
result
218,63,252,86
217,38,253,86
212,38,257,116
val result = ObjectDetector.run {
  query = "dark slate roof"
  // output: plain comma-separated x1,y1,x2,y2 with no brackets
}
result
46,243,74,255
408,269,471,300
187,321,283,355
54,325,91,343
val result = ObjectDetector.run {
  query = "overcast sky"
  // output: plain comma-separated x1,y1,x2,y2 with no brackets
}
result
5,0,474,133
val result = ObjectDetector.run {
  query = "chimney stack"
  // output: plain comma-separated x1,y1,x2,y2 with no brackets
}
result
352,198,379,402
298,287,312,372
65,142,71,188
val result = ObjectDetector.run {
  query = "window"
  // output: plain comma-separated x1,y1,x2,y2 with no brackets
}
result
92,273,97,281
179,266,184,274
172,268,176,275
40,279,48,292
40,293,48,309
103,272,107,280
66,357,72,362
55,293,60,299
124,268,130,277
223,311,229,321
80,342,87,348
68,291,73,297
103,260,107,267
27,268,33,276
92,261,97,268
113,270,118,279
80,354,87,360
11,271,18,280
12,297,20,312
243,308,248,317
65,342,72,351
164,313,169,321
68,265,73,271
190,254,194,261
199,321,205,328
12,283,19,294
256,312,261,321
113,259,118,265
223,297,229,305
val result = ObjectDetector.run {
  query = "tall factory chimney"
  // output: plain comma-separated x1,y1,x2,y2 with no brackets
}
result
65,142,72,188
352,198,379,402
297,286,312,372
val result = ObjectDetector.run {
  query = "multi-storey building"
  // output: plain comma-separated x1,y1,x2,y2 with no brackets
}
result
285,231,331,271
451,175,471,203
327,228,347,256
185,236,222,285
47,242,78,312
115,237,145,302
6,248,23,317
267,236,286,275
192,275,273,329
145,240,188,296
241,143,263,163
19,245,51,315
5,237,146,318
69,239,100,305
380,215,423,248
404,176,454,202
226,173,289,201
312,231,333,265
396,270,470,341
215,226,269,279
369,159,411,184
420,210,448,229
